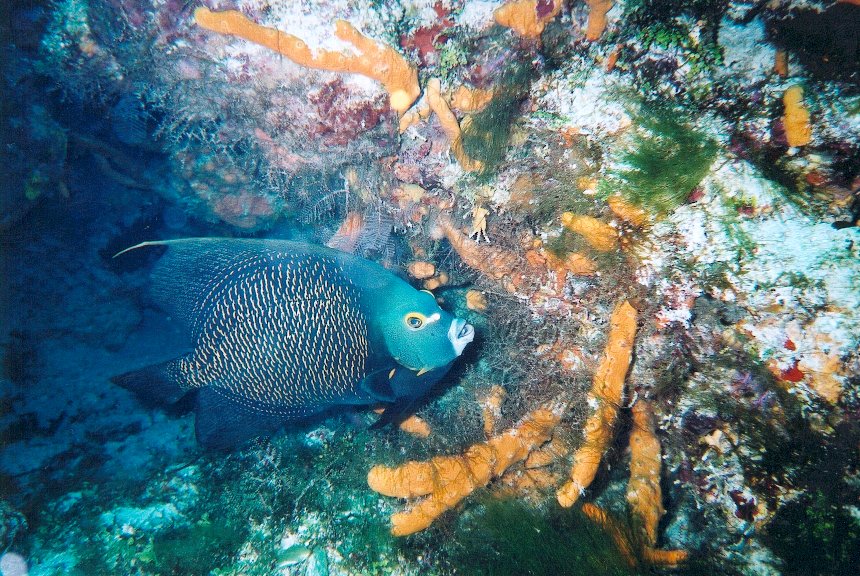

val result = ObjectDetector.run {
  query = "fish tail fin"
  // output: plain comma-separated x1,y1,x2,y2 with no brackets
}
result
111,358,190,405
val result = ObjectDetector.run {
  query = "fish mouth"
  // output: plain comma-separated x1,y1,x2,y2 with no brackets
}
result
448,318,475,356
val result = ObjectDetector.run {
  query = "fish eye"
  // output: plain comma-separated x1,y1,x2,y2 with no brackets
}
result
405,312,425,330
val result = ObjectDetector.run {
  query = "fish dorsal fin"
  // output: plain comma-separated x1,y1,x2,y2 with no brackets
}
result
117,239,248,332
117,238,303,336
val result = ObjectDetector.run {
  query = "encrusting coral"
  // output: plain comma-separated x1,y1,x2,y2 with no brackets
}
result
494,0,564,39
193,7,419,115
367,402,565,536
556,301,637,507
781,85,812,148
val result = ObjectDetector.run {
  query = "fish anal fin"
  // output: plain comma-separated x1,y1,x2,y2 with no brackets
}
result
194,388,287,450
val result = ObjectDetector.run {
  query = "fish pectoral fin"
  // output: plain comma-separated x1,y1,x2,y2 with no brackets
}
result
111,356,192,405
357,367,397,403
369,395,419,430
195,388,288,450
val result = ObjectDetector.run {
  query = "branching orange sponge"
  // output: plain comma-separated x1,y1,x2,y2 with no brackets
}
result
556,300,637,507
494,0,564,39
368,404,564,536
585,0,614,41
425,78,485,172
194,7,420,115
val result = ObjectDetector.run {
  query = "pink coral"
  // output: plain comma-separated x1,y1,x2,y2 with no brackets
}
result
214,191,275,229
308,79,390,147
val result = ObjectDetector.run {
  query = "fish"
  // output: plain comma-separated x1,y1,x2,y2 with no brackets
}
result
111,238,474,449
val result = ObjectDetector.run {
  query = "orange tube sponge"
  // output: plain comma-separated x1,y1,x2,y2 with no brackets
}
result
524,435,569,469
582,503,638,566
626,399,663,545
773,50,788,78
426,78,485,172
494,0,564,39
368,404,563,535
479,385,507,437
544,250,598,277
194,7,419,115
556,300,637,507
433,214,595,303
582,502,688,567
561,212,619,252
585,0,614,41
782,85,812,147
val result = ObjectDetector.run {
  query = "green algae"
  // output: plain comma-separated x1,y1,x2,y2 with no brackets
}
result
150,517,247,573
765,488,860,576
461,61,534,175
601,108,717,215
452,499,640,576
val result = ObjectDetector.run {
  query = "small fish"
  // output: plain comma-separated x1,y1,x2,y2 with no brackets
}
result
112,238,474,449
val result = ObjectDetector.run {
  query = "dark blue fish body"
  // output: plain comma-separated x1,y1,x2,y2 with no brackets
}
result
112,238,474,448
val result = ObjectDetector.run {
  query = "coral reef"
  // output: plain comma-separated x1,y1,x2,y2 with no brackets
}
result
4,0,859,574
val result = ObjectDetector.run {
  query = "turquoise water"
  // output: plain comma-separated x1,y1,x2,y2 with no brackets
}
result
2,1,858,575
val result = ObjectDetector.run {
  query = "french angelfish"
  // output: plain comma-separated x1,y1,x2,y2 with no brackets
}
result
111,238,474,449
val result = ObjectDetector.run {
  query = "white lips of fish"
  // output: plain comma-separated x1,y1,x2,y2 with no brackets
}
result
449,318,475,356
